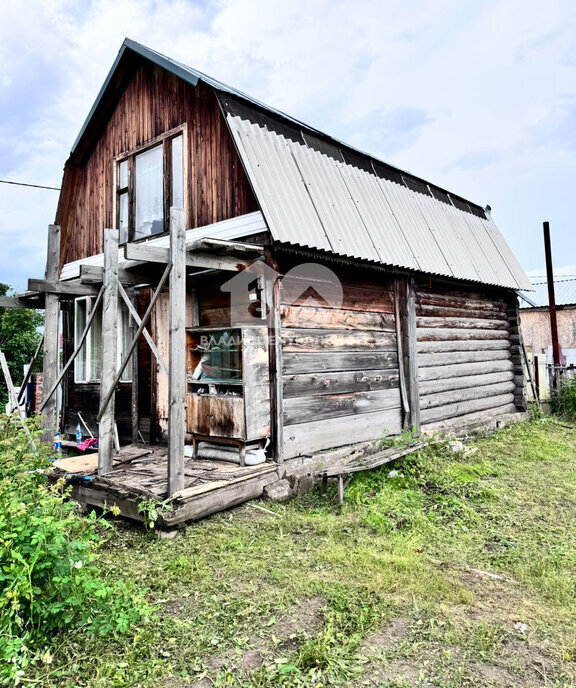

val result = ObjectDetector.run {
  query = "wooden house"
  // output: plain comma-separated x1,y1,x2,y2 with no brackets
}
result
3,39,532,526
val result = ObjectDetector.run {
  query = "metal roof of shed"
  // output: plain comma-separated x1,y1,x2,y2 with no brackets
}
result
71,38,531,292
519,279,576,308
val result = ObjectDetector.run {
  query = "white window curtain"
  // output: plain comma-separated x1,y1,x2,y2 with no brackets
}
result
134,144,164,239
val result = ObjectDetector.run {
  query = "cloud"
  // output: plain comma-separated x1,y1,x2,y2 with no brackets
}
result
0,0,575,292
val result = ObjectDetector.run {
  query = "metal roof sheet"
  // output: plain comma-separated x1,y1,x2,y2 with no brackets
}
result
519,279,576,308
221,96,531,290
71,38,531,291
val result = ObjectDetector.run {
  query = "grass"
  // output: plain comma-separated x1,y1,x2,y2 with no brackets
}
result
20,416,576,687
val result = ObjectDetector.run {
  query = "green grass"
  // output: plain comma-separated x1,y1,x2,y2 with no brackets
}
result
19,416,576,687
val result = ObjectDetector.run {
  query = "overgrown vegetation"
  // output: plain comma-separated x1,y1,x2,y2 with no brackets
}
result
551,374,576,421
0,284,43,408
0,416,147,685
2,416,576,686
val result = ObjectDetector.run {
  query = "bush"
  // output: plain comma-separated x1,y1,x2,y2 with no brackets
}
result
0,416,148,684
550,375,576,421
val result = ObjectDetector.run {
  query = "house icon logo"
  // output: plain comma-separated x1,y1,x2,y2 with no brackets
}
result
221,261,343,325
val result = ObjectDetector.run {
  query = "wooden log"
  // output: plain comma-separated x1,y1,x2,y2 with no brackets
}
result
419,381,516,410
415,303,509,321
418,359,514,382
283,388,402,425
419,393,515,424
98,230,119,474
41,225,60,442
282,328,396,352
422,403,520,433
283,350,398,375
416,316,508,330
282,407,402,459
281,305,396,331
415,291,507,312
417,349,511,368
417,339,510,354
419,371,514,396
416,327,509,342
283,368,400,398
168,208,187,496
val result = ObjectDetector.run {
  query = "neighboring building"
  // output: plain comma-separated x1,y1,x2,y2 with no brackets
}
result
519,278,576,355
1,39,532,523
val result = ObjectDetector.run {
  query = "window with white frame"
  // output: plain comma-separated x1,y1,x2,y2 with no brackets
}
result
116,129,184,242
74,297,132,383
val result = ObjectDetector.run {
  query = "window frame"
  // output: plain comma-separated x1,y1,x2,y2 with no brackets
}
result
114,125,187,243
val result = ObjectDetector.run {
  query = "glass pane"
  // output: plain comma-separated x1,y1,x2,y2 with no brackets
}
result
118,192,128,243
195,329,242,383
118,302,132,382
135,145,164,239
171,135,184,210
74,299,87,382
118,160,128,189
89,303,102,381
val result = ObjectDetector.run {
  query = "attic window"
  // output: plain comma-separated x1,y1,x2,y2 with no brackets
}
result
116,128,185,241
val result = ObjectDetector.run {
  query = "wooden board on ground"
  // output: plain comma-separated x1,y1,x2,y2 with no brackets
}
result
54,454,99,473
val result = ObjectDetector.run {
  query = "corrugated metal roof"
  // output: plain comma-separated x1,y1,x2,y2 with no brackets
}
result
71,38,531,291
519,279,576,308
220,95,531,290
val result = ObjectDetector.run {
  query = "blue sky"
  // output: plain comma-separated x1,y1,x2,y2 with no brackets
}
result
1,0,575,291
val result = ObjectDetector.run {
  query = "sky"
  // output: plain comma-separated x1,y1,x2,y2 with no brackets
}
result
0,0,575,292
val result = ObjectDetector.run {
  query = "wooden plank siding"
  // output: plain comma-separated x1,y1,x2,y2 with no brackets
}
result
414,285,523,427
279,273,402,459
57,62,258,267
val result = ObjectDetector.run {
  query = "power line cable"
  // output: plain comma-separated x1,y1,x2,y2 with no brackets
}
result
0,179,60,191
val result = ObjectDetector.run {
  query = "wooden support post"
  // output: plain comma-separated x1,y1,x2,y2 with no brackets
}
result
98,230,119,475
167,208,186,495
130,294,139,445
41,225,61,442
394,278,420,433
264,272,284,463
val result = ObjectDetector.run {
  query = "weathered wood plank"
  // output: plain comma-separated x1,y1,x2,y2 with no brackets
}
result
283,388,402,425
242,326,271,441
28,278,99,297
283,408,402,459
280,280,395,313
418,359,514,382
98,230,119,475
283,350,398,375
415,291,508,312
405,280,420,432
416,327,509,342
417,339,510,354
416,316,508,330
419,371,514,396
283,368,400,398
417,349,511,368
124,242,251,271
41,225,60,442
419,380,516,410
422,403,520,433
186,394,245,437
168,208,187,495
420,392,515,424
266,275,283,462
282,328,396,352
281,305,396,331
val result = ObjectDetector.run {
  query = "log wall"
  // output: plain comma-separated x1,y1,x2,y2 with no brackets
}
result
415,285,522,427
280,272,402,459
57,60,258,266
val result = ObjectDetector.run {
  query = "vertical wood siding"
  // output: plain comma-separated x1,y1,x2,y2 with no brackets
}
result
57,61,258,267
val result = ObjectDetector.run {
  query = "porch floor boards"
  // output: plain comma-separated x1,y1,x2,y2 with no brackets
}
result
54,444,278,527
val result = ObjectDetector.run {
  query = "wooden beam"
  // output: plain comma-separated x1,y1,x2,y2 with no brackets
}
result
118,282,169,378
28,278,99,297
124,242,252,271
0,350,36,451
79,263,159,286
168,208,186,495
98,230,119,475
97,262,172,421
0,294,44,309
405,280,421,433
265,274,284,463
130,294,139,445
16,333,44,405
41,225,60,442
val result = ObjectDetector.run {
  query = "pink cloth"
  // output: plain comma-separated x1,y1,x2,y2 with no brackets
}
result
78,437,98,451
